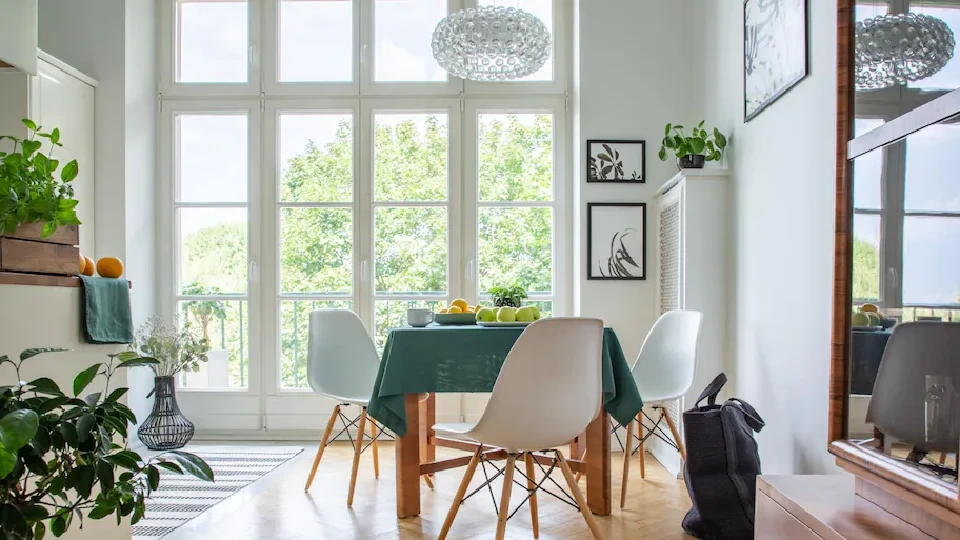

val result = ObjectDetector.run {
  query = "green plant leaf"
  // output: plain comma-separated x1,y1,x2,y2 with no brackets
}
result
33,521,46,540
147,464,160,491
688,138,706,154
698,120,705,128
156,461,183,474
664,123,672,136
76,414,96,442
663,136,675,149
0,448,15,478
21,119,37,132
96,459,114,490
60,160,78,183
105,452,139,470
0,409,40,452
50,128,60,146
714,128,727,148
50,514,65,537
117,357,160,369
104,388,128,403
73,364,102,396
658,147,667,161
20,348,67,362
21,140,42,158
164,451,214,482
27,377,63,396
87,503,114,521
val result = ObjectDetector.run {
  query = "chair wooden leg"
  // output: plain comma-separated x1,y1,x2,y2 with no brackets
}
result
369,420,380,479
524,453,540,538
940,452,948,465
422,474,435,489
621,418,633,508
346,407,368,507
574,448,586,483
304,404,340,492
556,451,604,539
438,448,483,540
661,408,686,462
495,455,517,540
637,417,646,479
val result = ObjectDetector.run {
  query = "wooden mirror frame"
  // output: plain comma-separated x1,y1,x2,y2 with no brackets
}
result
830,0,960,526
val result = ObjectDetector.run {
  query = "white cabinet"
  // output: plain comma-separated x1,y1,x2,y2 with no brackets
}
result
0,0,38,74
0,52,96,255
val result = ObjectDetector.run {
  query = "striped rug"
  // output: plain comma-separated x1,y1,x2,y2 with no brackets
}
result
132,447,303,539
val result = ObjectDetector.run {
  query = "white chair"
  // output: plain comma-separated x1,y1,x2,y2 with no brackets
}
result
302,309,386,506
434,318,605,540
620,310,703,507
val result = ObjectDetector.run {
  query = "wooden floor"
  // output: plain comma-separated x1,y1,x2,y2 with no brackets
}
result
164,442,693,540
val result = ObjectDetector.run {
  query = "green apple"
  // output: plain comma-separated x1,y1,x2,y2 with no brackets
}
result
865,312,880,326
529,306,541,320
852,312,871,327
476,307,497,322
496,307,517,322
516,306,535,322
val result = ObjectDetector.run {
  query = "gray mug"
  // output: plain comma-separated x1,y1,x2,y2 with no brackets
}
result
407,308,434,327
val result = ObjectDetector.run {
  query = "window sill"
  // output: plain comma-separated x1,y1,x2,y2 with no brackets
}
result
0,272,133,289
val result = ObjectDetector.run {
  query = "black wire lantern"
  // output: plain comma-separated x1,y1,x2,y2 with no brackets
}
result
138,376,195,450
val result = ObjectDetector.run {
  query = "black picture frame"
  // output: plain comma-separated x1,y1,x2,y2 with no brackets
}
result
743,0,809,122
586,140,646,183
587,203,647,281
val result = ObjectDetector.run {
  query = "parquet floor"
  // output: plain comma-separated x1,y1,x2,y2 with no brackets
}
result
164,442,693,540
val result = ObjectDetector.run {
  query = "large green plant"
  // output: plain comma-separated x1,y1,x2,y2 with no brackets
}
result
0,349,213,539
0,119,81,237
180,283,227,342
657,121,728,164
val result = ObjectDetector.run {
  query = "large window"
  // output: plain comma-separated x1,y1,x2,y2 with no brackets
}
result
159,0,568,410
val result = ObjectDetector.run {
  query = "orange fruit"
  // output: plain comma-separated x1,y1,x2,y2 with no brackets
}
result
451,298,468,312
96,257,124,278
78,253,87,274
81,256,95,276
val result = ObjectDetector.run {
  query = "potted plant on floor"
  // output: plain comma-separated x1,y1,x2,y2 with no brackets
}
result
658,121,728,170
0,119,83,276
0,348,213,539
180,282,229,388
135,316,211,451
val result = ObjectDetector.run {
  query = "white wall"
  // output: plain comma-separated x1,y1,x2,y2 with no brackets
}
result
0,0,38,74
701,0,838,475
38,0,159,444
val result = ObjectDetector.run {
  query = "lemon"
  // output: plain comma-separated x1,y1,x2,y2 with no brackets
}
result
859,303,879,314
451,298,468,312
438,307,449,314
448,306,463,314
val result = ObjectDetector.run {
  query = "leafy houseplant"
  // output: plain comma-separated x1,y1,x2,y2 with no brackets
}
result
0,349,213,540
135,317,212,450
180,283,227,342
658,121,728,170
488,285,528,308
0,119,81,238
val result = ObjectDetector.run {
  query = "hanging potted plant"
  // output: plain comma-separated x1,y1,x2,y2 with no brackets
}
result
180,282,229,388
0,119,82,276
135,316,211,450
658,121,728,170
0,348,213,539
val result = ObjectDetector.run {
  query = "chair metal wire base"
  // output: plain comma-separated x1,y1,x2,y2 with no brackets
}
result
462,450,580,519
138,376,195,451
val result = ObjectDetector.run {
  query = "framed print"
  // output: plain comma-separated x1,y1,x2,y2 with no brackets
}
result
586,140,645,183
587,203,646,280
744,0,808,122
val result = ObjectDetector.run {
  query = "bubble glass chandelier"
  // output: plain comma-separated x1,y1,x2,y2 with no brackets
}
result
431,6,551,82
856,12,956,90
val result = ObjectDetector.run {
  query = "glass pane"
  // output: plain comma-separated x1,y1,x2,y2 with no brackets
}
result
853,118,882,210
177,1,248,83
374,114,448,201
375,207,447,294
178,300,249,389
279,0,352,82
905,123,960,212
479,0,553,81
280,207,353,294
907,6,960,91
279,113,353,202
479,207,552,294
855,3,886,23
904,217,960,305
375,299,446,352
374,0,447,82
180,208,247,294
280,300,352,389
479,113,553,202
853,214,881,302
178,114,248,203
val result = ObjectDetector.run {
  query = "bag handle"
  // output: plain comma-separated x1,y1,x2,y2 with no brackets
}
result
726,398,765,432
695,373,727,407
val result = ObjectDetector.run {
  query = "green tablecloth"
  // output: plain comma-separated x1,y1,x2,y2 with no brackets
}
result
367,325,643,437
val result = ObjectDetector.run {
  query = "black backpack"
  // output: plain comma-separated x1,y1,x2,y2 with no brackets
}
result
681,373,765,540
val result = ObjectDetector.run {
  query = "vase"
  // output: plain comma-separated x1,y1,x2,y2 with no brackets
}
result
137,376,195,451
678,154,706,169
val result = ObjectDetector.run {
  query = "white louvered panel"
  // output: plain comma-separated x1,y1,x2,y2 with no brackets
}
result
659,200,681,314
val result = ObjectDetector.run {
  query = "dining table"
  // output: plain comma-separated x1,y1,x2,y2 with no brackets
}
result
366,324,644,519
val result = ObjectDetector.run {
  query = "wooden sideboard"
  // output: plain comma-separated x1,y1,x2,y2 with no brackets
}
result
756,475,936,539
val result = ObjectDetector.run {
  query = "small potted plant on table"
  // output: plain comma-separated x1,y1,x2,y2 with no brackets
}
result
658,121,728,170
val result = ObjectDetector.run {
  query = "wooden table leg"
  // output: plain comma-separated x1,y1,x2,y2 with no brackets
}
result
396,394,422,518
585,410,611,516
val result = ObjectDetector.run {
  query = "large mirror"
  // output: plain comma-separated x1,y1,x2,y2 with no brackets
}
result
841,0,960,492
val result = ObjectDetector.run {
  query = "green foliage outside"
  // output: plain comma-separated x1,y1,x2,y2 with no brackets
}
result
181,114,555,388
853,236,880,301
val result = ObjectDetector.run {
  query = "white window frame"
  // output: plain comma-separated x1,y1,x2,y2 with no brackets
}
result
158,0,571,428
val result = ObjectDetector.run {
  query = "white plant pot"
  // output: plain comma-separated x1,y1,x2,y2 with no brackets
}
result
182,349,230,388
